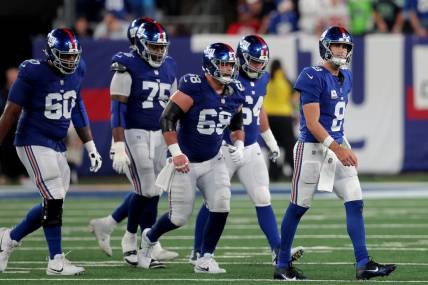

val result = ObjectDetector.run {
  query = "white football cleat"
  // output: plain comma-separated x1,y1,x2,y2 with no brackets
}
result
121,231,138,265
137,228,164,269
272,246,305,265
194,253,226,274
188,249,200,266
291,246,305,262
151,242,178,261
0,228,20,272
46,253,85,275
89,216,116,256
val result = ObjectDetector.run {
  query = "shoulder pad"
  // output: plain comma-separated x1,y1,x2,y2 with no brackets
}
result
19,59,41,71
311,66,323,72
18,59,43,81
233,80,245,92
111,62,127,72
182,74,202,84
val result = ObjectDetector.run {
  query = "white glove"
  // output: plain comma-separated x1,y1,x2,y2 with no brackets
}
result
84,140,103,173
261,129,280,163
228,140,244,165
111,141,130,174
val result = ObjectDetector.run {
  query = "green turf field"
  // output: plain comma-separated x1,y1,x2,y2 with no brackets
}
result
0,196,427,284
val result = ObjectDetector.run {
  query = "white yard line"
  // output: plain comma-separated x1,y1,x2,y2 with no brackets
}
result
8,261,428,266
9,246,428,251
0,278,427,283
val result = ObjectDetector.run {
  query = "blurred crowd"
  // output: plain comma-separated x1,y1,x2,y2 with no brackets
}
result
66,0,428,38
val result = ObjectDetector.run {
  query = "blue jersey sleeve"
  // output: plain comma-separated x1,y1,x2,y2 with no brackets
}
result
294,67,323,105
71,96,90,129
178,74,203,100
7,60,39,106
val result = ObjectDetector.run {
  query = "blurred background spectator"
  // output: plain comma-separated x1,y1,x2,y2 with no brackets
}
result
0,67,29,185
267,0,298,34
404,0,428,36
227,1,262,34
93,10,128,39
73,16,94,38
348,0,374,35
264,59,297,181
373,0,404,33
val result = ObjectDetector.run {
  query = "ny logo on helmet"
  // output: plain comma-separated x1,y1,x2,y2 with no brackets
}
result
239,40,250,50
47,34,58,48
205,48,216,58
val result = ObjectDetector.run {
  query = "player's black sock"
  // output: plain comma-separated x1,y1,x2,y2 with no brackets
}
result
139,196,159,231
201,211,228,255
147,213,179,242
193,203,209,253
127,194,148,234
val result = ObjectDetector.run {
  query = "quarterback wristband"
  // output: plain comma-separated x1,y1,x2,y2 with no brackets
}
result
84,140,97,153
261,129,277,150
322,136,334,148
168,143,183,157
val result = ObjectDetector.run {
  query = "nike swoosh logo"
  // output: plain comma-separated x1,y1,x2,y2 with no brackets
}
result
49,267,64,273
197,266,210,272
366,267,379,272
280,274,296,280
306,73,314,79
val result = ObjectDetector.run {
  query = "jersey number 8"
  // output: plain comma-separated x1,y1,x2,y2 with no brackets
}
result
331,101,346,132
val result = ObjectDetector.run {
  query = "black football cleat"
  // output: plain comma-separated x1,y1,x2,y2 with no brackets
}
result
356,258,396,280
274,263,307,281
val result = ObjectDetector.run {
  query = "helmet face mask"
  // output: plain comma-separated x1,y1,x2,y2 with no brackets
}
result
319,26,353,67
202,43,239,85
135,22,169,68
45,28,81,74
211,58,238,85
140,41,169,68
237,35,269,79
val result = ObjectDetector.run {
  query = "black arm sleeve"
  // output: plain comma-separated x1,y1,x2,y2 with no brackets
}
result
229,109,243,131
160,100,185,132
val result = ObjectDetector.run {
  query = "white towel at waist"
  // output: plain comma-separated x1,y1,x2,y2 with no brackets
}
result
317,149,337,192
155,158,175,192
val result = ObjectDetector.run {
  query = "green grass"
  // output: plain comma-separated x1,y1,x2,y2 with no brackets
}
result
0,196,427,285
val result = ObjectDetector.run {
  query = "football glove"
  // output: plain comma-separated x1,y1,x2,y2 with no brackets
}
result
229,140,244,165
111,141,130,174
84,140,103,172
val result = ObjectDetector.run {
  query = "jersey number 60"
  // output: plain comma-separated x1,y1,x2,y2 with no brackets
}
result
44,91,76,120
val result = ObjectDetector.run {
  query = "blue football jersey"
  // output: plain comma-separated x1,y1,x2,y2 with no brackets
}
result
294,65,352,144
111,51,177,131
223,72,269,146
177,73,245,162
8,59,87,152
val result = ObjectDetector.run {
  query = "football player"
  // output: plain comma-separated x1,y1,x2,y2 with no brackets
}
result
274,26,397,280
89,17,178,263
0,28,102,275
189,35,304,266
137,42,245,273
